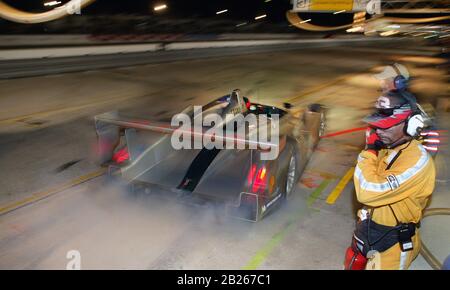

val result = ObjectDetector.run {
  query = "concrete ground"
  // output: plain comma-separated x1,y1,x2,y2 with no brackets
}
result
409,114,450,270
0,42,448,269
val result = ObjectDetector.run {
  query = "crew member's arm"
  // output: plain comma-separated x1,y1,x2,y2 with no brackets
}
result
354,145,432,207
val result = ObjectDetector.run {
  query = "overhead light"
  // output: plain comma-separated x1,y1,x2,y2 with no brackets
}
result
255,14,267,20
346,26,364,33
265,0,272,2
44,1,61,6
422,25,442,29
386,24,401,29
380,30,399,37
334,10,346,14
300,19,311,23
236,22,248,27
154,4,167,11
216,9,228,15
423,34,438,39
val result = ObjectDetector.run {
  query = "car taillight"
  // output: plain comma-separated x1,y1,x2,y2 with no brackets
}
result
252,166,267,193
258,167,267,180
247,164,268,193
112,147,129,164
247,164,257,185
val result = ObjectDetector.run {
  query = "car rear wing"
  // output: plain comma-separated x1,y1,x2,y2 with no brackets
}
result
94,108,280,165
94,111,182,165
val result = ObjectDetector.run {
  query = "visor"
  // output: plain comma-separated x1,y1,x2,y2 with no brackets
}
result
373,64,410,80
373,66,397,80
364,110,412,129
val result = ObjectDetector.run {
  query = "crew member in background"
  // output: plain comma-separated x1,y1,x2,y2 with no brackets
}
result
344,91,436,270
373,63,440,155
373,63,411,94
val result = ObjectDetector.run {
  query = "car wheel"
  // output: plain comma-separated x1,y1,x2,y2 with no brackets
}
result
285,153,298,198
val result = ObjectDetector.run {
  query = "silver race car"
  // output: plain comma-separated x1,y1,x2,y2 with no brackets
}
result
95,90,325,221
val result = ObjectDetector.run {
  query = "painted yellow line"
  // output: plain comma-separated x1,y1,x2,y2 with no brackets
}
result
0,94,141,126
242,220,296,270
286,76,348,104
307,179,331,207
0,168,106,216
285,67,375,104
243,179,331,270
326,167,355,205
306,169,338,180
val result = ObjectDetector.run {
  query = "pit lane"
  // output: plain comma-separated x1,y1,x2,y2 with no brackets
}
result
0,42,448,269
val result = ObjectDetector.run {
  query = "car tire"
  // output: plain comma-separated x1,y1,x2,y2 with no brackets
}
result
282,147,299,199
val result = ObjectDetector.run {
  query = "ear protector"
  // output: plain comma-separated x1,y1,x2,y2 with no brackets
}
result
391,63,409,91
399,90,425,138
404,113,425,137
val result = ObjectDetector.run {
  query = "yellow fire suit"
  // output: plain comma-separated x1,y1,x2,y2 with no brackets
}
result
353,139,435,270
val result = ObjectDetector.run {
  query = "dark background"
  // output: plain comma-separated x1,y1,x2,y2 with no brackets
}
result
0,0,355,34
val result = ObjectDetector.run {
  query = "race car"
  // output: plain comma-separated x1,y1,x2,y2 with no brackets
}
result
94,89,325,222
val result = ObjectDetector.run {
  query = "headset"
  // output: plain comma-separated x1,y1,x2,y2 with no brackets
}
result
398,90,426,138
390,63,409,91
386,64,425,138
405,112,425,137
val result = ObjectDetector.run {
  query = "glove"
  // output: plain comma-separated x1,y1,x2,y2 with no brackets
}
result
365,127,383,155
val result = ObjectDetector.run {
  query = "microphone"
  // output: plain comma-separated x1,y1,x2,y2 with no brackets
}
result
374,139,386,149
